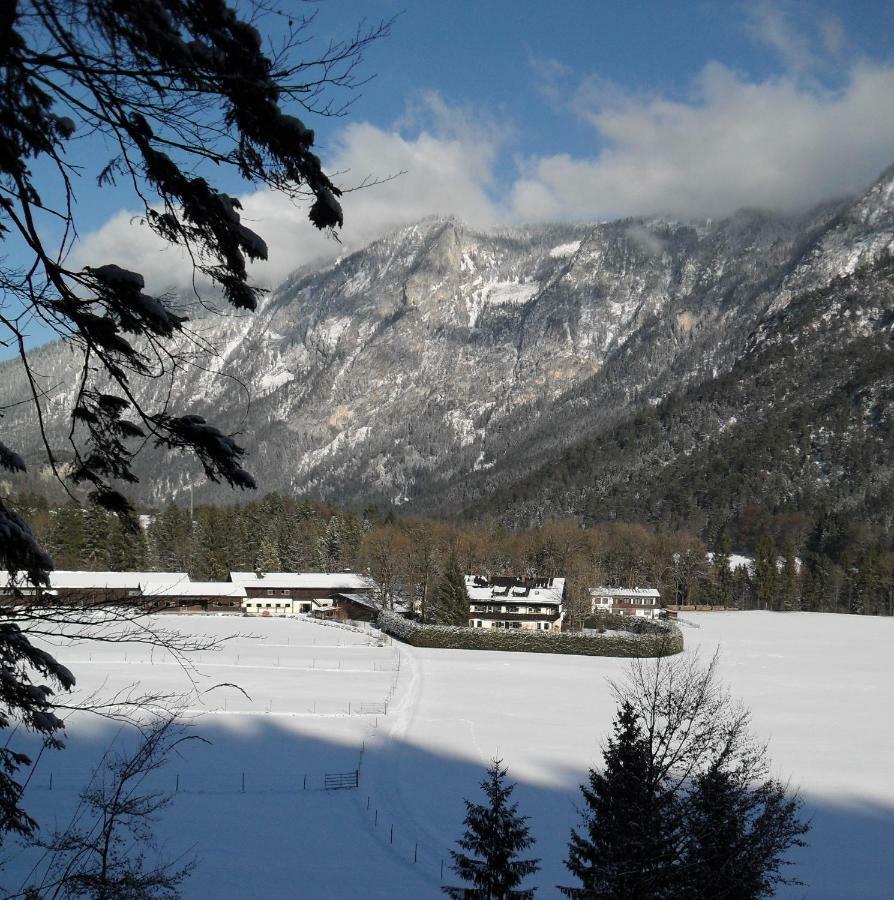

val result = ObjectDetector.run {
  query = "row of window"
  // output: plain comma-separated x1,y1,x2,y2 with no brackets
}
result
244,601,316,612
469,621,552,630
470,605,556,613
595,597,658,606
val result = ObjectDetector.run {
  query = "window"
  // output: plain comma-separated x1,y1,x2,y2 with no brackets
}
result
476,621,483,628
507,605,519,613
543,623,550,630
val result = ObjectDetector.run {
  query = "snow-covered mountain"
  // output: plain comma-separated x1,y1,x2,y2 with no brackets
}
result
2,165,893,524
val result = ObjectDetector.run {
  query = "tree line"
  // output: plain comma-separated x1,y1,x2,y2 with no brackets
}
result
10,491,893,618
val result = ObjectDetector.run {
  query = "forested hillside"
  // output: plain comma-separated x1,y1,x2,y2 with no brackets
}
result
2,168,893,617
10,492,891,618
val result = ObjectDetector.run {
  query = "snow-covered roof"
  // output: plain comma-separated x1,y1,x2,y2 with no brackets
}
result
334,592,379,608
229,572,375,591
590,586,661,599
147,581,246,598
0,570,189,591
464,576,565,604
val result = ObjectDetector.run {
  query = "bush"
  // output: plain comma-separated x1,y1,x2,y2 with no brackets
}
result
377,611,683,658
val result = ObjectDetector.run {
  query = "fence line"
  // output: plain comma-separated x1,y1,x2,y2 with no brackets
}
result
359,789,450,887
30,765,365,796
324,770,359,790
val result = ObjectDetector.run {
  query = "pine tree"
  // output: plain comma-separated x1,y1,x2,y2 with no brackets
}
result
431,555,470,625
80,503,112,571
318,515,343,571
255,522,282,574
559,701,678,899
43,504,85,570
778,544,800,611
443,758,540,899
680,763,808,900
754,535,778,611
712,536,735,608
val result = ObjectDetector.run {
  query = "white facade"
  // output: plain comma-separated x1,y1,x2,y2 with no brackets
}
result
465,576,565,631
590,586,662,619
232,571,375,617
240,596,336,617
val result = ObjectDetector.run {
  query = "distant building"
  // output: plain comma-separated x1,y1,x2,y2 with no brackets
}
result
465,575,565,631
144,581,246,613
229,572,376,617
0,569,379,620
589,586,662,619
0,570,189,605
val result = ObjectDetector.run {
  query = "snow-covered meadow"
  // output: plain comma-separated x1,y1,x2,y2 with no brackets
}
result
5,611,893,898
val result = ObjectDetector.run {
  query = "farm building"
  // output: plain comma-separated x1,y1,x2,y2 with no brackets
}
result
0,570,189,606
143,581,246,613
229,572,376,618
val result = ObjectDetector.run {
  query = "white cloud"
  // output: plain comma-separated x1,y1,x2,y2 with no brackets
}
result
74,57,894,297
73,93,504,296
747,1,820,75
510,62,894,222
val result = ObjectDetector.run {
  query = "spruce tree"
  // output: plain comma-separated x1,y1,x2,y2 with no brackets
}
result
754,536,778,610
679,763,808,900
80,503,112,571
255,524,282,574
443,758,540,899
712,536,735,608
560,701,678,899
319,515,343,571
779,544,800,611
432,555,470,625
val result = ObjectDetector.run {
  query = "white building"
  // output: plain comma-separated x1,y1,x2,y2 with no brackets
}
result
465,575,565,631
589,586,662,619
229,572,376,617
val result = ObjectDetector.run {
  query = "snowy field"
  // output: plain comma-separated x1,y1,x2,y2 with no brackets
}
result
4,611,892,898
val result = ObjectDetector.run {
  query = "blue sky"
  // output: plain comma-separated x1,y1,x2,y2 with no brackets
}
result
5,0,894,353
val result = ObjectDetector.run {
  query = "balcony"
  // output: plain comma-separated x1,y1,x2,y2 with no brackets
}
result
470,610,562,622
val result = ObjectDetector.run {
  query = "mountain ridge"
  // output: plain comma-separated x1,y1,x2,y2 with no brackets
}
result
1,167,893,538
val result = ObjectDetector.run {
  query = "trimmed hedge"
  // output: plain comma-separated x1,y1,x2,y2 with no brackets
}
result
580,612,670,635
377,611,683,658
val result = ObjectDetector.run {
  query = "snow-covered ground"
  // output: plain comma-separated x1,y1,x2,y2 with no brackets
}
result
5,612,892,898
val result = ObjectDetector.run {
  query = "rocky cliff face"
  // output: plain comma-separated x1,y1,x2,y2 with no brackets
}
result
2,166,893,522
